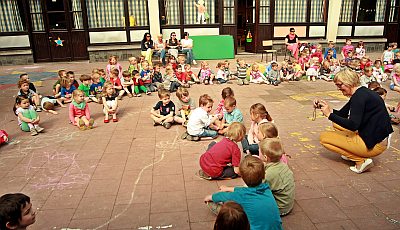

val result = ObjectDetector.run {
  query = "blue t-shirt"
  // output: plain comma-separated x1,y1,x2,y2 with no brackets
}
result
212,183,282,230
324,47,337,59
60,85,76,97
90,82,104,94
224,108,243,124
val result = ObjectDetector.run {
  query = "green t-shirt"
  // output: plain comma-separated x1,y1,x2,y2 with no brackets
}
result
78,84,91,97
263,162,295,215
100,77,106,84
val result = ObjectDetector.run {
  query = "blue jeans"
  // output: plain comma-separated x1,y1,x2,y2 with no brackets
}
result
241,135,259,155
154,49,166,65
198,128,218,138
181,48,194,64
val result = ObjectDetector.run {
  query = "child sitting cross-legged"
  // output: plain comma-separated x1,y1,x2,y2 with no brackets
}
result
215,62,229,84
77,74,93,102
184,94,219,141
216,97,243,135
174,87,196,126
257,122,288,164
360,66,377,87
109,69,126,99
121,70,134,98
102,82,119,123
17,79,41,112
204,155,283,230
267,62,281,86
90,73,104,103
213,201,250,230
197,122,245,180
60,77,76,104
0,193,36,230
150,89,175,129
69,89,94,130
259,138,295,216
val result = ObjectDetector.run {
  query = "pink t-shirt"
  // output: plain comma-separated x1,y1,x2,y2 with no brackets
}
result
341,45,354,58
199,137,241,178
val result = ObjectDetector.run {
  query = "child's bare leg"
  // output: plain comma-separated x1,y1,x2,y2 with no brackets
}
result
81,116,90,126
164,117,174,123
74,117,81,127
174,116,184,124
151,114,163,124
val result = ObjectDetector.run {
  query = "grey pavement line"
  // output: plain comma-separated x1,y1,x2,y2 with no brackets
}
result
91,127,188,230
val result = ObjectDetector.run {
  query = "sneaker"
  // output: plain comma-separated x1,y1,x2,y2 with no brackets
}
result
192,60,197,65
181,131,189,140
137,94,142,97
163,122,172,129
35,126,44,133
196,169,212,180
78,119,85,131
186,135,200,141
30,128,38,136
146,91,151,95
206,201,222,215
341,155,351,161
88,118,95,129
350,159,374,174
35,107,42,112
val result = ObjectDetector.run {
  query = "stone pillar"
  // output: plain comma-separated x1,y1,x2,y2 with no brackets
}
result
326,0,342,42
148,0,161,37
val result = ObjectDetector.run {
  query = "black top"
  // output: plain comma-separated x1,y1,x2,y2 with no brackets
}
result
153,101,175,116
141,40,154,51
393,58,400,64
153,72,163,83
328,87,393,149
29,82,37,93
167,39,179,48
105,94,117,101
285,34,298,44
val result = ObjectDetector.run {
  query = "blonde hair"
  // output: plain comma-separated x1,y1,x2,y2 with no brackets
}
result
250,103,273,121
251,63,259,71
199,94,213,107
165,66,174,75
333,69,360,87
128,56,137,62
225,122,246,142
102,82,115,97
176,87,189,100
60,77,72,88
258,123,278,139
394,63,400,73
259,138,284,163
72,89,84,99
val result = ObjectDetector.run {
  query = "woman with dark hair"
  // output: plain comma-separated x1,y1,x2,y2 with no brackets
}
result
285,28,299,59
141,32,154,64
181,32,196,64
166,32,180,59
316,69,393,173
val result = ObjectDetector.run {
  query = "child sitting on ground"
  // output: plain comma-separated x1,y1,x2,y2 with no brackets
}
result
259,138,295,216
19,73,37,93
217,97,243,135
140,61,155,93
106,55,123,80
372,60,387,82
216,62,229,84
66,71,79,89
152,64,163,89
184,64,200,84
0,193,36,230
41,95,65,115
382,44,394,65
373,87,400,124
132,70,147,97
175,66,190,88
77,74,92,102
69,89,94,130
185,94,219,141
128,56,139,74
213,202,250,230
174,87,196,126
13,96,45,136
250,63,268,84
319,60,334,81
121,70,134,98
199,61,215,85
237,60,249,85
390,64,400,93
223,60,235,80
204,155,282,230
53,69,67,97
198,122,245,180
306,57,320,81
17,79,41,112
60,77,76,103
214,87,234,120
109,69,126,99
267,62,281,86
102,82,119,123
241,103,273,155
150,89,175,129
90,73,104,103
360,66,377,87
257,122,288,163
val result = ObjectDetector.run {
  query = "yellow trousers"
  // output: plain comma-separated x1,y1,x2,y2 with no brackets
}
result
320,124,387,163
141,49,153,65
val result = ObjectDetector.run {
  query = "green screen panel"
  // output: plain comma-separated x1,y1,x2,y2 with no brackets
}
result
191,35,235,60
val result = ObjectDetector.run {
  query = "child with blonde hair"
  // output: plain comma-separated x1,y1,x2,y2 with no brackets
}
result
174,87,196,126
90,73,104,103
241,103,273,155
53,69,67,97
198,122,246,180
216,62,228,84
360,66,377,87
259,138,295,216
102,82,119,123
250,63,268,84
128,56,139,74
184,64,200,83
237,60,249,85
17,79,41,112
69,89,94,130
257,122,288,164
306,57,320,81
199,61,215,85
390,63,400,93
106,55,123,80
150,89,175,129
60,77,75,103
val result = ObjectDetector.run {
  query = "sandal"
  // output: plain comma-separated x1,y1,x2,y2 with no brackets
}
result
112,118,118,122
104,119,109,123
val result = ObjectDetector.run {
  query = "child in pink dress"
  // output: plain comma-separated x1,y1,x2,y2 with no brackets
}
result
106,55,123,81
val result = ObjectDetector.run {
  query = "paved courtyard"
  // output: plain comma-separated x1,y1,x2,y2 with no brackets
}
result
0,54,399,230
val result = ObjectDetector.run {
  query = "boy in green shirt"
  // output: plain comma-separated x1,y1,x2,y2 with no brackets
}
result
78,74,92,102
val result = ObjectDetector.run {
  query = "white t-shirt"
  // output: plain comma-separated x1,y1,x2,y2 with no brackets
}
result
41,97,57,109
181,38,193,49
154,39,164,50
187,107,212,136
15,105,34,125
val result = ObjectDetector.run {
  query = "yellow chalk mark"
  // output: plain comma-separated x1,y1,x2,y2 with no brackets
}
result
290,90,345,102
11,71,25,74
299,137,311,142
304,144,316,149
290,132,302,136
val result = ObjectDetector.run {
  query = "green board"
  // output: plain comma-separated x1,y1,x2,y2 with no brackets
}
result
191,35,235,60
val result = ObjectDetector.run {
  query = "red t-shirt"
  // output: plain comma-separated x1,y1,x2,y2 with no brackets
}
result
199,137,241,178
176,72,189,82
110,77,121,87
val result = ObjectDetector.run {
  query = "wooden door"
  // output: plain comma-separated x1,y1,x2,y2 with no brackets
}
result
29,0,88,62
245,0,256,52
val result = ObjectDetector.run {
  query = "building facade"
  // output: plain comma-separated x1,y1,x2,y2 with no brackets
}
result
0,0,399,64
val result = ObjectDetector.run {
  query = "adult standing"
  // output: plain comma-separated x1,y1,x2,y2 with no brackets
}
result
141,32,154,64
166,32,180,59
181,32,197,65
154,34,167,65
316,69,393,173
285,28,299,59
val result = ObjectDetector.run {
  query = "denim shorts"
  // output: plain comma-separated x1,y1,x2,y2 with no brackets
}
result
390,83,395,90
198,128,218,138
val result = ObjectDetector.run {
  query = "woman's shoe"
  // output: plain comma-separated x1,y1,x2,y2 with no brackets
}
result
350,159,374,174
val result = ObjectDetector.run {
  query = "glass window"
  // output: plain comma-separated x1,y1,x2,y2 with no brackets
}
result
389,0,399,22
275,0,307,23
223,0,235,24
163,0,180,25
259,0,269,23
0,0,25,32
70,0,83,29
128,0,149,26
340,0,354,22
246,0,255,24
184,0,217,25
356,0,387,22
310,0,326,22
86,0,124,28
